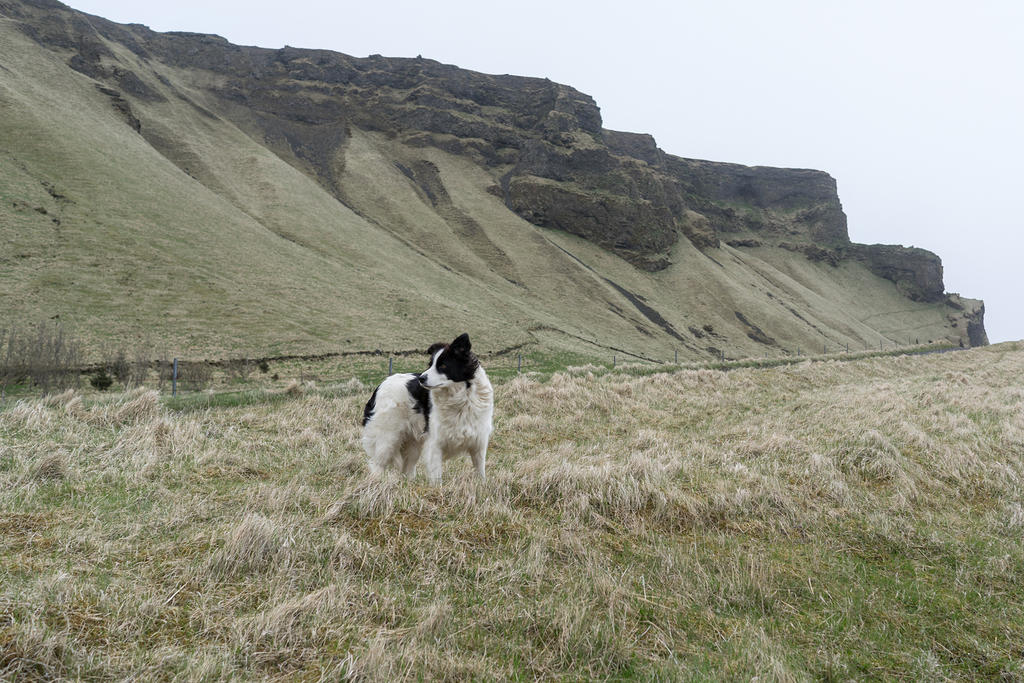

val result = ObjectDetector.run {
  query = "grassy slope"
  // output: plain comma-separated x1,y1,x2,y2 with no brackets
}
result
2,344,1023,679
0,16,968,363
0,25,487,357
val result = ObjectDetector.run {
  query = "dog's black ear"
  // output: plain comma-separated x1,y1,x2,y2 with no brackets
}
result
426,342,446,356
451,333,471,354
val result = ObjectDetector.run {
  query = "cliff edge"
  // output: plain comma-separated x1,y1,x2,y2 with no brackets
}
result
0,0,986,355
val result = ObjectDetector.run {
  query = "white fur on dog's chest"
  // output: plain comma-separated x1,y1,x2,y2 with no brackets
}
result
425,371,493,471
432,378,491,429
432,397,491,454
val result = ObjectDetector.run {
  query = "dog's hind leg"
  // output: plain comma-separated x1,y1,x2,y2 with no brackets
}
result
363,433,383,474
367,433,403,474
400,441,421,478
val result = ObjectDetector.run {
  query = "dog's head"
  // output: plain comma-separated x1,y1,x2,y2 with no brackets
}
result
418,333,479,389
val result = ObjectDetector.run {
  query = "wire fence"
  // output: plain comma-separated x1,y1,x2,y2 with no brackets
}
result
0,320,963,402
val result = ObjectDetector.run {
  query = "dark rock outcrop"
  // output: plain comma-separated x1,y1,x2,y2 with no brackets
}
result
847,244,945,303
967,308,988,347
505,177,676,270
945,295,988,347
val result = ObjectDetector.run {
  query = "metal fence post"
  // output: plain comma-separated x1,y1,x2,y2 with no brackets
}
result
517,354,522,373
388,356,393,375
172,358,178,397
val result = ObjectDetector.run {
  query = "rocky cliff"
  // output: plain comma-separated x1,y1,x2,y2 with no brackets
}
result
0,0,986,356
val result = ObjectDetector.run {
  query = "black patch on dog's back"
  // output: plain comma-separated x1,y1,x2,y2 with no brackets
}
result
362,385,380,426
406,376,432,431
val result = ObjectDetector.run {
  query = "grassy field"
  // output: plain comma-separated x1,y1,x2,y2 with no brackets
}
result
2,342,1023,679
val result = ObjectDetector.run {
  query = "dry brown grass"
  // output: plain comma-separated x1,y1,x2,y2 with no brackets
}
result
2,343,1023,679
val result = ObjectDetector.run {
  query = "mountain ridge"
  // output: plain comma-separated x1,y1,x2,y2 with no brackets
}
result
0,0,987,359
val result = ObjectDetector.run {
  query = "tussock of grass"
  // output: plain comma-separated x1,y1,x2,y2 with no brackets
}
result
28,451,67,482
2,344,1024,679
85,387,161,427
508,448,677,527
209,513,293,577
281,379,305,397
327,472,422,520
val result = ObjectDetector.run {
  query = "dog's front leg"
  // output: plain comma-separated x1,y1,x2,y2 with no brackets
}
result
422,438,443,484
470,437,488,481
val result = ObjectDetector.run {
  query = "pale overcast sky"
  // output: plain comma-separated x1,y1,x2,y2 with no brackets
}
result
68,0,1024,343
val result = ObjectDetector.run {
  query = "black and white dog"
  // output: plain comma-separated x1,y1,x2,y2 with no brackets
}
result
361,333,493,482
